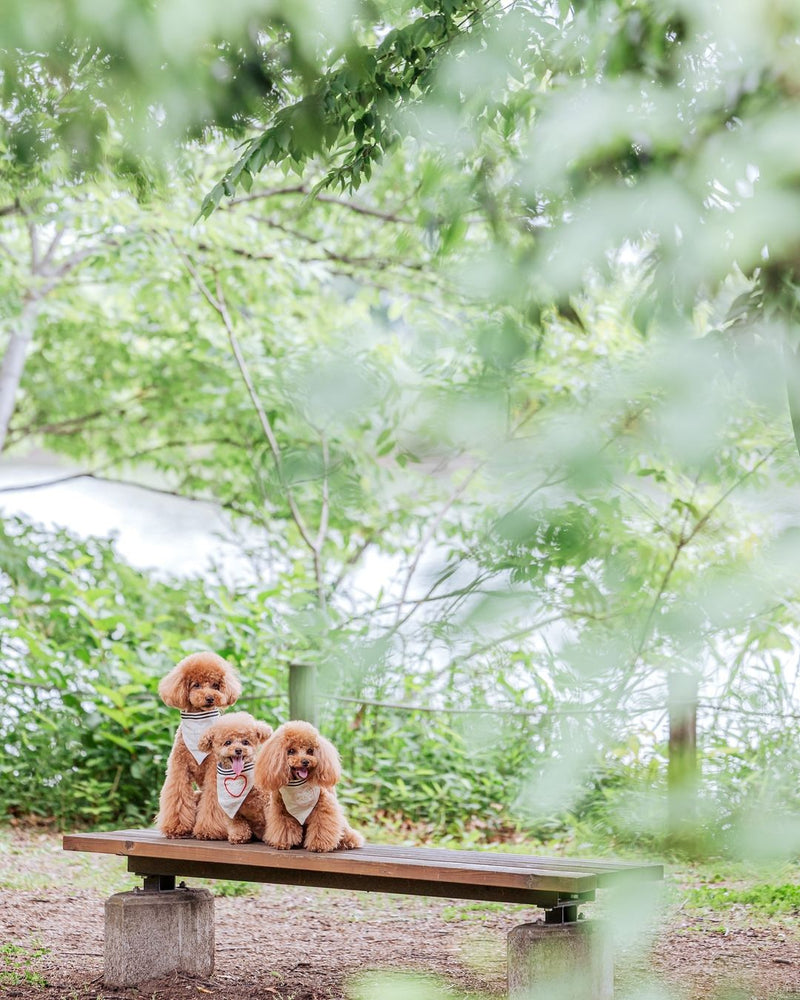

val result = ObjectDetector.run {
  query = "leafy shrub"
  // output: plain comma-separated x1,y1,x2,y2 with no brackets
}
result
0,517,284,828
5,514,800,855
0,516,550,838
687,882,800,917
326,703,542,840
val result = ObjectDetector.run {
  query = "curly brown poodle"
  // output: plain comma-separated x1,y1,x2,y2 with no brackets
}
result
192,712,273,844
156,651,242,838
253,720,364,852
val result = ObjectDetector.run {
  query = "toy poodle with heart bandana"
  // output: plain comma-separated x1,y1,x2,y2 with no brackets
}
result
156,651,242,838
192,712,273,843
253,720,364,852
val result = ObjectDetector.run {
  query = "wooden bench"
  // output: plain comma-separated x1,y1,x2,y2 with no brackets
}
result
63,829,663,996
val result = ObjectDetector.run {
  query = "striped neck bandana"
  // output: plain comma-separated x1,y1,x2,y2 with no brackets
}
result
216,759,254,818
179,709,221,764
279,777,321,825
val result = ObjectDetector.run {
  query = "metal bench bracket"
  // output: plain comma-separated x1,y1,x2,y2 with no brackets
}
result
140,874,176,893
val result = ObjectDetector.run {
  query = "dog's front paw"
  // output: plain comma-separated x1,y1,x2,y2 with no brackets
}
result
265,816,303,849
265,830,303,849
265,828,303,849
340,828,365,850
305,836,338,853
228,831,252,844
227,820,253,844
265,837,293,850
194,825,228,841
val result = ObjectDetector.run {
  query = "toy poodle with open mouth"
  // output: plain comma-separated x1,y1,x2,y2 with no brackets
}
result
192,712,273,843
253,720,364,852
156,651,242,838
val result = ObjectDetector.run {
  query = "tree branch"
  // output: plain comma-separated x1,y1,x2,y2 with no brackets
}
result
245,214,429,273
328,694,545,717
26,217,40,272
0,434,248,494
5,388,156,444
620,444,785,696
177,247,326,589
393,459,484,627
225,183,415,224
313,432,331,611
0,468,255,519
40,225,67,270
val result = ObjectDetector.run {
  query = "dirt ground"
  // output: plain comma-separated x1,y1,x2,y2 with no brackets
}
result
1,829,800,1000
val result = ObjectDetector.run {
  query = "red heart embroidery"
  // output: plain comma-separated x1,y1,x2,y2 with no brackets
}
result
224,775,247,798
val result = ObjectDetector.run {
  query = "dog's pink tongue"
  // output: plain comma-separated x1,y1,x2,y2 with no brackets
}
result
231,757,244,777
296,767,308,780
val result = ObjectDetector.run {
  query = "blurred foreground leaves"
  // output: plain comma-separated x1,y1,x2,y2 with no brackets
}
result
2,1,800,856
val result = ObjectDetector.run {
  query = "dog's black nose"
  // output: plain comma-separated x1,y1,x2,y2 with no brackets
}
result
234,748,242,756
205,696,215,705
301,758,310,767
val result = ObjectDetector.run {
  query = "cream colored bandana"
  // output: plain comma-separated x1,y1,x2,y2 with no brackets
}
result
216,760,254,818
279,778,321,825
179,709,221,764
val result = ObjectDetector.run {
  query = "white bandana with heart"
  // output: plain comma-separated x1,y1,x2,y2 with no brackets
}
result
216,759,254,817
279,778,321,825
180,709,221,764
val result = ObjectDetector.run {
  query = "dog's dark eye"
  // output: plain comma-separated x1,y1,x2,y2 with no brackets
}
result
287,748,296,756
212,682,221,690
306,748,315,755
242,739,250,746
224,740,232,746
191,682,200,689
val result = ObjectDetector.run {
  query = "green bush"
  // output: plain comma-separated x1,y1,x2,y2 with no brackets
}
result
6,515,800,855
0,517,284,828
0,516,548,838
687,882,800,917
330,707,537,840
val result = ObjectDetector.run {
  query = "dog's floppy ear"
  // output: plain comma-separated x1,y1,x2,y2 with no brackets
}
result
197,729,215,754
253,734,288,791
254,721,273,745
219,667,242,707
158,664,189,709
314,734,342,787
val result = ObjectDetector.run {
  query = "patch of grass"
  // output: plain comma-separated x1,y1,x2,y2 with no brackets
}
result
206,879,263,897
348,970,482,1000
687,882,800,917
0,941,50,988
441,901,508,922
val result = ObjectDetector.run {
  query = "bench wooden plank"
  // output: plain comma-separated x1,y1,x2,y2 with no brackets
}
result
63,830,595,890
124,856,586,906
63,829,662,883
352,843,664,889
62,829,661,909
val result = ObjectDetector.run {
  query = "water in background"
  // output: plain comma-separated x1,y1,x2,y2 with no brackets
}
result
0,451,251,581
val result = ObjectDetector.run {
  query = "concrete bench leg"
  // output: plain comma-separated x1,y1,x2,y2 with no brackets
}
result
508,920,613,1000
104,887,215,987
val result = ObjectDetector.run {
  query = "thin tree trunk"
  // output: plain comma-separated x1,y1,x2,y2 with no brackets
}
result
0,296,40,453
667,670,699,850
0,216,93,453
784,337,800,460
289,661,318,725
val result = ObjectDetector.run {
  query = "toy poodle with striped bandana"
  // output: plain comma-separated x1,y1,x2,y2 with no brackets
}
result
253,720,364,852
156,651,242,838
192,712,273,843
